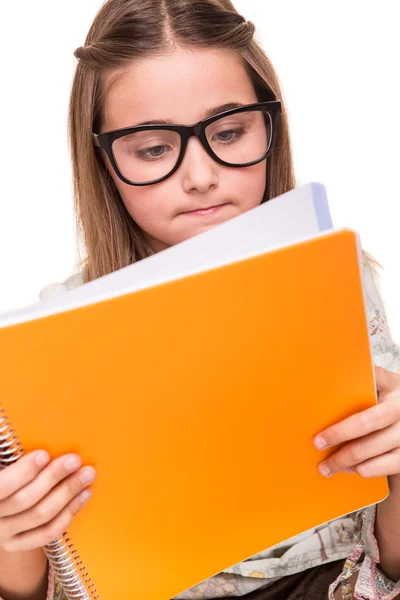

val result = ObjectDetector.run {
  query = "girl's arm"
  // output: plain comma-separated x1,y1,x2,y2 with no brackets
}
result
0,547,49,600
375,474,400,580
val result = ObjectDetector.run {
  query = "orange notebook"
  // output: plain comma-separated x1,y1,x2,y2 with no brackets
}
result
0,184,388,600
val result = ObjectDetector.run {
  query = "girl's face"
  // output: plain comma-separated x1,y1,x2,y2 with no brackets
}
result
101,47,267,252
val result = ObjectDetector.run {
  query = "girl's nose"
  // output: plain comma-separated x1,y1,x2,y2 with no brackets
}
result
181,137,219,193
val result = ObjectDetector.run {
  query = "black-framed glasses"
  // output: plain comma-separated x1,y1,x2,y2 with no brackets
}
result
92,101,281,186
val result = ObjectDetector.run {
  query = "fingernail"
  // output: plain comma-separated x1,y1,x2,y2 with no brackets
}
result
35,451,50,467
64,456,82,472
314,435,328,450
318,463,332,477
78,489,92,504
79,467,97,485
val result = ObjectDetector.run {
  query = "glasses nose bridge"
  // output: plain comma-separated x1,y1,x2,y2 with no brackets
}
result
183,122,208,159
186,122,204,140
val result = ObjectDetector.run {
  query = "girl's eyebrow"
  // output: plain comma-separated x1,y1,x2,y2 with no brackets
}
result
133,102,243,127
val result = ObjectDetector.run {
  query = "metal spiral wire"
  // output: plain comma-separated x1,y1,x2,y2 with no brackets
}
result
0,405,24,467
0,403,99,600
46,538,99,599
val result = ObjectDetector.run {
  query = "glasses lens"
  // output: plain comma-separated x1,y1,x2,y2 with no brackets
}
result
112,129,181,184
205,109,272,166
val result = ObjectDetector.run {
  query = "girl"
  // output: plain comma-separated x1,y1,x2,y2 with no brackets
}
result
1,1,400,599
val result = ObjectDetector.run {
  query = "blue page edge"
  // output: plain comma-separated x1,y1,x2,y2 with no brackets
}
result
311,182,333,231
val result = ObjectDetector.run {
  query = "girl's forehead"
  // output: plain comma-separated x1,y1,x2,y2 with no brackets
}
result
101,47,257,131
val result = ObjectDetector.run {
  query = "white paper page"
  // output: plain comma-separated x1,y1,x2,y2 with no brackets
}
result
0,182,332,328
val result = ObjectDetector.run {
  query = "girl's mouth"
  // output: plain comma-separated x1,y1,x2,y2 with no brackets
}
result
182,203,230,216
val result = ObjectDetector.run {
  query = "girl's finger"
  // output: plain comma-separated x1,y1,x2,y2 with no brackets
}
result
318,422,400,477
1,489,92,553
314,399,400,450
0,451,50,501
1,466,96,539
352,448,400,478
0,454,82,518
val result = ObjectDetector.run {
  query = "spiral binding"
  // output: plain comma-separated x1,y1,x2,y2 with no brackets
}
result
0,405,23,468
46,538,99,599
0,404,99,600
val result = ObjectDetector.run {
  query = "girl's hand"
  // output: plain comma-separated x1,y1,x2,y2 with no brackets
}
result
0,451,96,552
314,366,400,478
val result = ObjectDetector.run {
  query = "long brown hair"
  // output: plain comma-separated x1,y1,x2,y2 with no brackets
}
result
69,0,296,283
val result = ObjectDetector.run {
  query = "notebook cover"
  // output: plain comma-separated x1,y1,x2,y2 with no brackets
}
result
0,229,388,599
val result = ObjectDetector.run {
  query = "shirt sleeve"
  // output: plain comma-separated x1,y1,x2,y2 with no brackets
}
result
328,506,400,599
51,573,67,600
362,254,400,373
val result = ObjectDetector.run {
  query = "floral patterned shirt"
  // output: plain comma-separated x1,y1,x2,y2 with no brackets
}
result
14,256,400,600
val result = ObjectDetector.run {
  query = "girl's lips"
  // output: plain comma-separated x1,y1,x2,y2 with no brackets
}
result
182,203,230,216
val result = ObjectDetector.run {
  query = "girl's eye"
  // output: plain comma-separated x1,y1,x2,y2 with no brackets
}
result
213,128,244,143
137,145,170,160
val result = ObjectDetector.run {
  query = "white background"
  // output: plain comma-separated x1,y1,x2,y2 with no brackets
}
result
0,1,399,336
